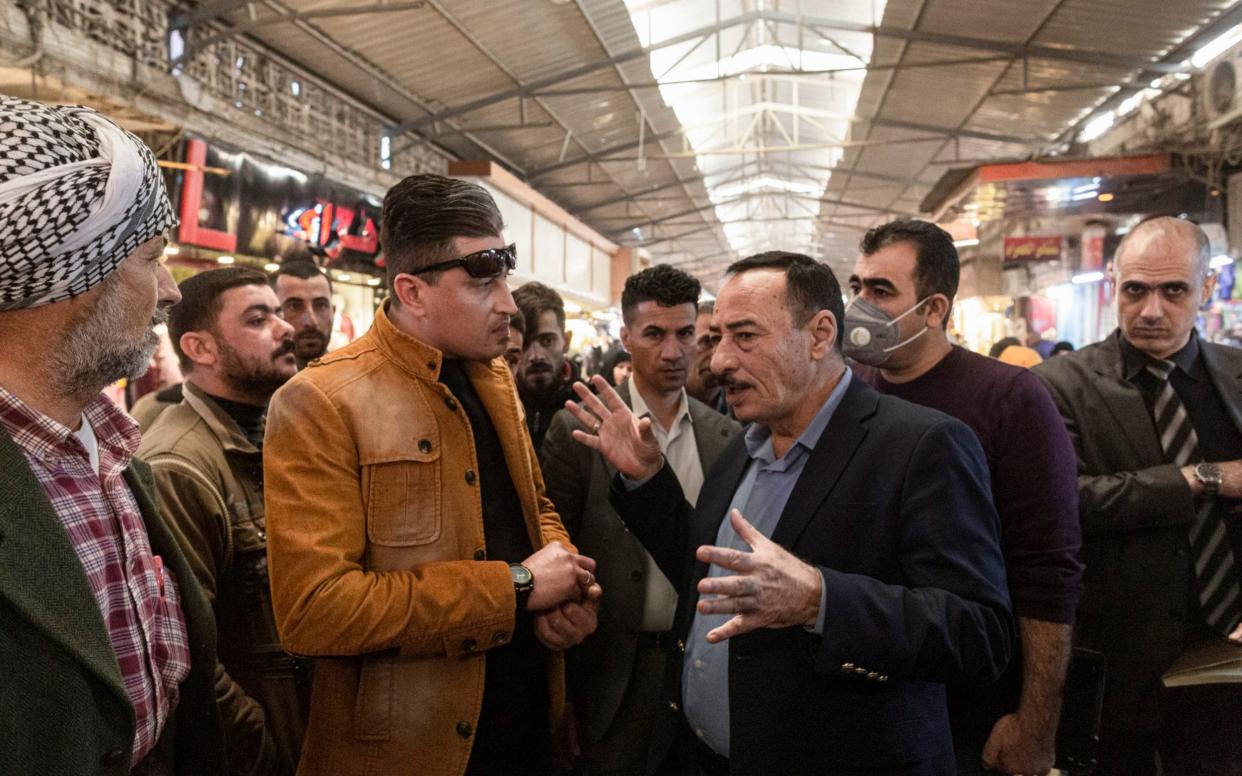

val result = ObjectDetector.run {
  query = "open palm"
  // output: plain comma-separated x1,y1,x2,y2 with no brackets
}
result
565,375,662,481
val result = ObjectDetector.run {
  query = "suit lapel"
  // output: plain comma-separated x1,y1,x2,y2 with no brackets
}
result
770,377,874,549
0,430,126,703
1088,334,1164,463
689,398,734,471
688,434,751,582
1202,343,1242,436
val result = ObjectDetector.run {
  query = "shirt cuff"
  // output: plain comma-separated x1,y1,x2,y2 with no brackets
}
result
618,457,666,491
808,568,828,635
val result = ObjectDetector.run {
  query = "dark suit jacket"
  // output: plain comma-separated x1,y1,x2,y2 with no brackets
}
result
0,426,226,775
612,376,1014,775
541,382,740,746
1034,331,1242,732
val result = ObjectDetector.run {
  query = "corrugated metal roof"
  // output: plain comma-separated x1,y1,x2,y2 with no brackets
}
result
210,0,1238,286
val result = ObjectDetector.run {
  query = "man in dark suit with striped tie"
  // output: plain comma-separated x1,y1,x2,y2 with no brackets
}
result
1035,216,1242,776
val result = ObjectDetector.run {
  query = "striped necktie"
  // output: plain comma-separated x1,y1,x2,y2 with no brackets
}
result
1145,359,1242,634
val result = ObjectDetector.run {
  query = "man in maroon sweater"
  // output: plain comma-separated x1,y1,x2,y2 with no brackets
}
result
846,219,1083,776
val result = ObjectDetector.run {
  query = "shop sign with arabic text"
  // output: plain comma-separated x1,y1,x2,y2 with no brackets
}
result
1004,236,1062,263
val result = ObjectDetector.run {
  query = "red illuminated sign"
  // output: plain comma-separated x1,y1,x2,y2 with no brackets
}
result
1004,236,1062,263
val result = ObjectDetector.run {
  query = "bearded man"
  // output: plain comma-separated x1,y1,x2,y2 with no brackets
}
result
0,95,225,774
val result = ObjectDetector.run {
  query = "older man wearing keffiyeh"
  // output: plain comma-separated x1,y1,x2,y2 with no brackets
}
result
0,95,225,776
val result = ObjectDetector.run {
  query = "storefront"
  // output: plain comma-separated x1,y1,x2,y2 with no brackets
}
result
929,154,1227,352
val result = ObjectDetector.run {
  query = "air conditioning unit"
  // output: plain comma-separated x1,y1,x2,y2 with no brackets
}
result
1202,45,1242,128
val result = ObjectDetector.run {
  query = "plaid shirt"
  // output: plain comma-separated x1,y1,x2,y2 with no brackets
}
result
0,386,191,767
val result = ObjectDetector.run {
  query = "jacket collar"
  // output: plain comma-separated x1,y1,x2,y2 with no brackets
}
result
370,301,446,382
181,381,260,455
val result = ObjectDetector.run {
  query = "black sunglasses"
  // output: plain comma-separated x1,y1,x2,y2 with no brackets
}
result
412,244,517,278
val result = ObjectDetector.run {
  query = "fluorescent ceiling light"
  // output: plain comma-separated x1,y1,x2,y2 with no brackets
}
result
712,175,824,200
1071,271,1105,284
952,238,979,248
1079,113,1115,142
1192,23,1242,69
217,255,235,265
1210,254,1235,269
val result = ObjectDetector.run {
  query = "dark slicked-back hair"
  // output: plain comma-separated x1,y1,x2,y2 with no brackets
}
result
381,173,505,289
269,260,333,293
725,251,844,348
620,264,701,325
171,266,270,372
860,219,960,327
513,281,566,337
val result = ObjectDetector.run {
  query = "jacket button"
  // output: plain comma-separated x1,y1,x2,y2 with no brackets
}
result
465,470,477,485
418,439,433,454
461,638,477,653
473,548,486,560
668,700,680,712
676,639,685,653
456,722,473,738
1174,547,1186,558
445,397,459,411
631,569,643,582
100,748,126,766
427,361,436,371
878,674,889,682
492,631,508,644
867,672,879,680
841,662,855,673
854,667,868,676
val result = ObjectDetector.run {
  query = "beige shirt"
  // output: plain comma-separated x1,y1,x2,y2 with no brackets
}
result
630,386,705,631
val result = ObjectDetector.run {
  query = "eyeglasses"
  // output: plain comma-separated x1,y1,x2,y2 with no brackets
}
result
412,244,517,278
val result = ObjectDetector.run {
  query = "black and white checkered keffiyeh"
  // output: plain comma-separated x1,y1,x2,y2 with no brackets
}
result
0,95,177,311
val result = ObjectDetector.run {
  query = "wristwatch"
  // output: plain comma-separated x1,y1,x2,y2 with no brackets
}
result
1194,462,1223,498
509,564,534,611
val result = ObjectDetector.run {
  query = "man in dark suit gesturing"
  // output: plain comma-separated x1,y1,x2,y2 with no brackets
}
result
1034,216,1242,776
566,252,1013,775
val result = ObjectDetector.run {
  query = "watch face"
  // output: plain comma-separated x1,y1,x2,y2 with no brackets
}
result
511,565,533,586
1198,463,1223,483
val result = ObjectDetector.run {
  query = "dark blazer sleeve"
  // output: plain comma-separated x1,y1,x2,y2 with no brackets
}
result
815,419,1014,685
608,462,693,592
1034,364,1196,538
539,409,591,537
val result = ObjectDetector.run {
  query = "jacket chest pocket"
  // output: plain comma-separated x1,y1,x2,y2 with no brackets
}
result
364,444,442,547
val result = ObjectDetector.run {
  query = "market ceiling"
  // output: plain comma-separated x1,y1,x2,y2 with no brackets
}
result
180,0,1241,287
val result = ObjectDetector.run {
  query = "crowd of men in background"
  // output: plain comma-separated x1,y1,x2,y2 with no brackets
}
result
1,93,1240,776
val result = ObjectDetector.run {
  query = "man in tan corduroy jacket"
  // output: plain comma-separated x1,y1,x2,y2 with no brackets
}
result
264,174,600,776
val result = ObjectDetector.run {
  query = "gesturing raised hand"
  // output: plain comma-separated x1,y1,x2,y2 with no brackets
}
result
565,375,663,481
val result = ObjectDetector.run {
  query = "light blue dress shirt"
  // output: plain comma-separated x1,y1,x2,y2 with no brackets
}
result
682,370,852,757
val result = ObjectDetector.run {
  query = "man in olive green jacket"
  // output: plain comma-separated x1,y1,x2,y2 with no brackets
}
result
141,267,310,776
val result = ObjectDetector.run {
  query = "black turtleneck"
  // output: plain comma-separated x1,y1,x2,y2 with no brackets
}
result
437,360,551,774
205,392,267,450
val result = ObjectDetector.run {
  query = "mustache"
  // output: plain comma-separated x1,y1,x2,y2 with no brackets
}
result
273,340,296,359
721,374,751,390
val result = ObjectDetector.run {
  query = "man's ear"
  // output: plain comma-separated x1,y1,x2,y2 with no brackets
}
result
1201,270,1218,308
618,325,631,352
392,273,430,318
808,309,838,360
179,330,218,370
923,294,951,329
563,327,573,350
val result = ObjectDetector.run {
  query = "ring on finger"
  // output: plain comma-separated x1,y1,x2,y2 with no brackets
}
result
591,419,602,434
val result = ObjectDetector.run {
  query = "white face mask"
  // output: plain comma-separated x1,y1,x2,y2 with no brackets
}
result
841,295,930,367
